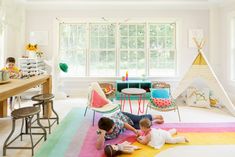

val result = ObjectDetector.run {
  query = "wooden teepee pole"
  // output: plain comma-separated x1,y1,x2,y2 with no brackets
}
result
192,37,206,65
192,37,205,53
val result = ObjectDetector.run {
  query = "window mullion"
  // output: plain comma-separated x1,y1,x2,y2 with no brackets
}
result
146,22,149,77
116,22,119,77
86,23,90,76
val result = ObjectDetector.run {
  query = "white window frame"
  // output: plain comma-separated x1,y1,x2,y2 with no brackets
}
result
55,18,179,79
89,23,117,77
148,23,177,77
59,23,87,77
118,22,146,77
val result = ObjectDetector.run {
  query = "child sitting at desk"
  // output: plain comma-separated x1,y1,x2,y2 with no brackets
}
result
1,57,21,79
1,57,22,110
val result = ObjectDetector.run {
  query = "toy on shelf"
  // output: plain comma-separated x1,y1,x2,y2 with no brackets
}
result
141,74,146,81
25,43,38,51
122,76,125,81
125,71,128,81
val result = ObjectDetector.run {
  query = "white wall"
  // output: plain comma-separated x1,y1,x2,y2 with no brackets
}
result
0,0,25,66
214,3,235,101
25,9,209,96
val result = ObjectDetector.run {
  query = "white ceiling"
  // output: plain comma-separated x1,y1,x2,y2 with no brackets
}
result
23,0,228,2
22,0,235,10
25,0,209,1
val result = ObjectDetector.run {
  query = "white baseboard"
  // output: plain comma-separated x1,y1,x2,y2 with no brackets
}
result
64,89,88,98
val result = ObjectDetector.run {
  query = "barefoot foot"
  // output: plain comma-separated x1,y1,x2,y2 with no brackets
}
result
154,119,164,124
185,138,189,143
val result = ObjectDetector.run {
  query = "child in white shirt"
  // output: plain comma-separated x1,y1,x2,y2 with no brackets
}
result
137,118,188,149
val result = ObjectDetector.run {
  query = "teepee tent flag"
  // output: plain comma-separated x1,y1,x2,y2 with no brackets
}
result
172,38,235,116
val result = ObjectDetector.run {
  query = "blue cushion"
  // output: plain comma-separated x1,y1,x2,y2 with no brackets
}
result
150,88,170,98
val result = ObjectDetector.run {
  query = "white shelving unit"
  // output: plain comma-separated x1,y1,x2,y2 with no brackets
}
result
18,58,47,99
18,58,46,78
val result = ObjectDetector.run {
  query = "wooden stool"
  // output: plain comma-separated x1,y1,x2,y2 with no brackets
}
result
3,107,47,156
31,94,59,134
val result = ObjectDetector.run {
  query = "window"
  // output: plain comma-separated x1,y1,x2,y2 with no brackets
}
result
149,23,176,76
89,24,116,76
59,24,86,77
232,17,235,80
119,24,145,76
58,21,177,77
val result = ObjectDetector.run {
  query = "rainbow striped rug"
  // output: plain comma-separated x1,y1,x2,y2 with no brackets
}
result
35,108,93,157
35,108,235,157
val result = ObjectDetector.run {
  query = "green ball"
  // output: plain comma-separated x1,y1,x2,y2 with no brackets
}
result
59,63,68,73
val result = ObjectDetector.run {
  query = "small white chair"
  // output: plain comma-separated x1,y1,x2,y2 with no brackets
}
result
84,82,120,126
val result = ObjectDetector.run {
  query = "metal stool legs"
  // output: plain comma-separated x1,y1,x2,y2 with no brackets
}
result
51,101,59,125
32,100,59,134
84,106,88,117
92,111,95,126
3,119,16,156
3,112,46,156
29,116,34,156
36,113,47,141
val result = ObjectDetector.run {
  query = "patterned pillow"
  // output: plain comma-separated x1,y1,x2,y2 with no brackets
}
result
150,88,170,98
152,98,172,107
186,87,210,108
91,90,109,108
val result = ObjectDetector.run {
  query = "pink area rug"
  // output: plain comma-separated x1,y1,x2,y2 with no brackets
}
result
78,122,235,157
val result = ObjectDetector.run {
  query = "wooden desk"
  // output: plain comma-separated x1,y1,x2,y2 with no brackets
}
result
0,75,52,118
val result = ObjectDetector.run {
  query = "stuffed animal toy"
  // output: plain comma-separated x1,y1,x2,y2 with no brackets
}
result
25,44,38,51
104,141,140,157
102,85,114,95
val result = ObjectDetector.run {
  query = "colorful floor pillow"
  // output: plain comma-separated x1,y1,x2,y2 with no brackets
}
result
151,98,172,107
91,90,109,108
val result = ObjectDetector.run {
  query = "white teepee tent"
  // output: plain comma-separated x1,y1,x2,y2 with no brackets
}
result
172,39,235,116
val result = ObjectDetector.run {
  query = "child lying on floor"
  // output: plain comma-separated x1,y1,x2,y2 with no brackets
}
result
137,118,189,149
